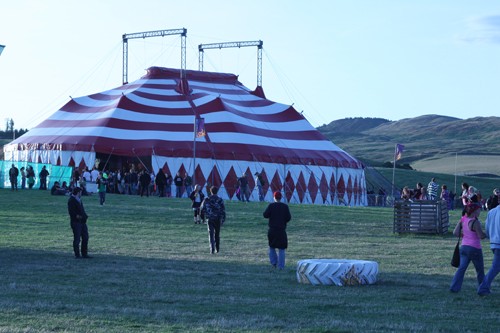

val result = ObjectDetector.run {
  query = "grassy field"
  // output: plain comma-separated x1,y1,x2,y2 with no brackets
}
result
376,167,500,199
411,155,500,177
1,189,500,332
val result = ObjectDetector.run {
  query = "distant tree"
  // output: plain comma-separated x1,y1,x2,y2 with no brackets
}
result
5,118,14,132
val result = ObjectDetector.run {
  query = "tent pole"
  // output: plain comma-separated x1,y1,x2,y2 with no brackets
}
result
102,147,115,172
193,118,197,185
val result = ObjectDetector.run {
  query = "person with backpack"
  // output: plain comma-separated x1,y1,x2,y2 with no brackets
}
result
201,186,226,254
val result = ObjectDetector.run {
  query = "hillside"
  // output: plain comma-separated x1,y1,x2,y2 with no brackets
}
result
318,115,500,176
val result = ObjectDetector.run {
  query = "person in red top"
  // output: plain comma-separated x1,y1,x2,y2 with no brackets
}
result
450,195,486,292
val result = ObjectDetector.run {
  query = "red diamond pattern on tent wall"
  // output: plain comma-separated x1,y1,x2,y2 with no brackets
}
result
177,164,187,196
270,170,283,194
296,171,307,203
242,169,254,196
329,173,337,203
206,165,222,189
285,171,295,203
223,166,238,199
162,162,172,177
308,172,319,203
346,175,353,205
337,175,346,202
353,176,360,205
194,165,206,189
319,173,329,204
260,170,270,198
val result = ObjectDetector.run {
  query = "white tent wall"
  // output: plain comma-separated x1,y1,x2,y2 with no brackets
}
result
3,146,95,170
152,155,367,205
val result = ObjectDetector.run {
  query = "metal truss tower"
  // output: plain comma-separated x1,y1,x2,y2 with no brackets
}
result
198,40,263,87
122,28,187,84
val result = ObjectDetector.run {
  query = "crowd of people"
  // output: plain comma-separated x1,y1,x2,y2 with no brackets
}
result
400,177,457,210
8,164,48,191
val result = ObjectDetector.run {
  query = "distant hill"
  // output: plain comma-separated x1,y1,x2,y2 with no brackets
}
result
317,115,500,176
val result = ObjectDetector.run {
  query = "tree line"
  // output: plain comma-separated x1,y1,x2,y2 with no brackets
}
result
1,118,28,139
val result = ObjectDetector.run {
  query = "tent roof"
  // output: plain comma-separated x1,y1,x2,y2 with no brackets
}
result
8,66,362,168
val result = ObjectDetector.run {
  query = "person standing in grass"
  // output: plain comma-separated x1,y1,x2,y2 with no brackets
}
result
263,191,291,270
477,201,500,296
9,164,19,191
20,167,26,189
39,165,49,190
189,184,205,224
96,171,107,205
450,196,486,292
201,186,226,254
68,187,91,259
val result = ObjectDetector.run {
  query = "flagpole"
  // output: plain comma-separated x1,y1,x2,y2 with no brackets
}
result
391,144,396,201
454,152,457,195
193,117,197,185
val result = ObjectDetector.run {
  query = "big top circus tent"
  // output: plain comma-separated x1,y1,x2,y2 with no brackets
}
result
4,66,367,205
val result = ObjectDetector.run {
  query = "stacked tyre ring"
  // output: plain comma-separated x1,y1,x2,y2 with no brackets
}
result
297,259,379,286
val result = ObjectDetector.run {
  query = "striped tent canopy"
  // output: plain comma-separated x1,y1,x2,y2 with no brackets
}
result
4,67,367,205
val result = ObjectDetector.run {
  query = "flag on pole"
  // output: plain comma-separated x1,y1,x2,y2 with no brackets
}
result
395,144,405,161
195,117,206,138
0,45,5,56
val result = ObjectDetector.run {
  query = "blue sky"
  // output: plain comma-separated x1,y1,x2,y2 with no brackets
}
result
1,0,499,130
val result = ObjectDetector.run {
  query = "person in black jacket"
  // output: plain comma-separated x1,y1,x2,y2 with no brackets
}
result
263,191,291,270
155,169,167,197
68,187,90,258
201,186,226,254
39,165,49,190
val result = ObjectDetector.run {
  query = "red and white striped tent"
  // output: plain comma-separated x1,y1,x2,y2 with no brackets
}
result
4,67,367,205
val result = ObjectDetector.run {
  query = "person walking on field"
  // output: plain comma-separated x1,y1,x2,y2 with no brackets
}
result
201,186,226,254
96,172,107,205
450,195,486,293
189,184,205,224
263,191,291,270
477,202,500,296
68,187,91,259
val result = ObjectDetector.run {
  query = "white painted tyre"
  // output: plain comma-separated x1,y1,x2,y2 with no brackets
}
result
296,259,378,286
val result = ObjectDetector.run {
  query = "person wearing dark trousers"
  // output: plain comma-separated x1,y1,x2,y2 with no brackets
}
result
174,172,183,198
155,168,167,197
201,186,226,254
263,191,292,270
9,164,19,191
189,184,205,224
139,170,150,197
39,165,49,190
68,187,90,259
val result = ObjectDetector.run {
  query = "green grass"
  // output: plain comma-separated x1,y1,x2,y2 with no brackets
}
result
1,189,500,332
376,167,499,198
